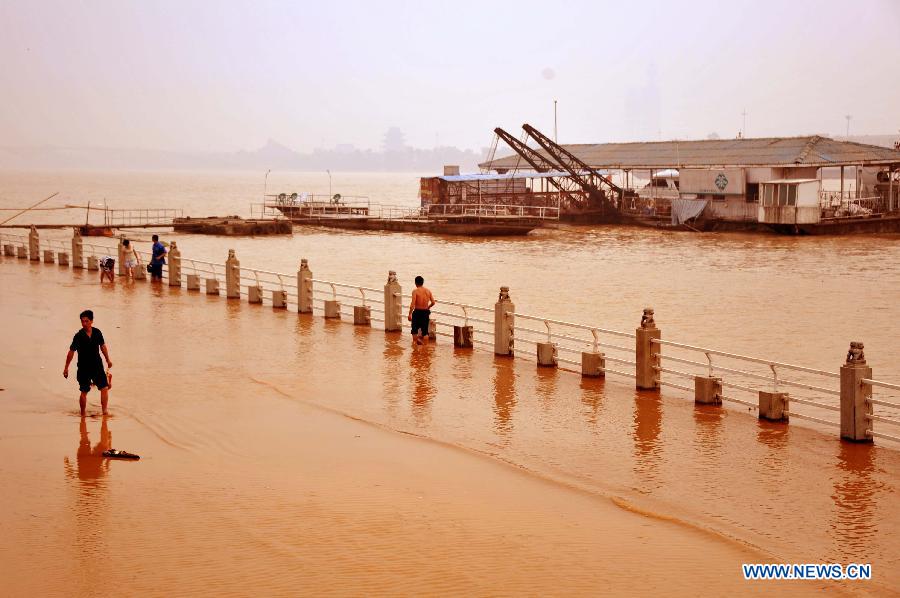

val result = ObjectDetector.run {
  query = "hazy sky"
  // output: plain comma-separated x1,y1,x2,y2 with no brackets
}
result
1,0,898,153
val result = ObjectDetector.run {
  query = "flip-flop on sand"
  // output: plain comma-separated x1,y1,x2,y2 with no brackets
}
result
102,449,140,460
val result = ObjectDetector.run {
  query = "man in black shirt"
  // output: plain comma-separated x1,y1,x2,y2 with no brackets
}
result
63,310,113,416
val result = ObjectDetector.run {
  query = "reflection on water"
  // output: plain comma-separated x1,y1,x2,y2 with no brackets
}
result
534,366,558,413
829,442,878,562
381,333,404,416
578,378,605,428
408,345,435,425
692,405,725,460
491,358,516,444
632,391,662,493
63,416,112,590
64,416,112,488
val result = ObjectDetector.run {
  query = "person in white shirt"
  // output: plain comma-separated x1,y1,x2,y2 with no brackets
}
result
122,239,141,282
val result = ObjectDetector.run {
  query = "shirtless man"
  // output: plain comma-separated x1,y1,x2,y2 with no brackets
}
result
407,276,436,345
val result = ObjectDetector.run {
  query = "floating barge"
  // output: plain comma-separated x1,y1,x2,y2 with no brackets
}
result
172,216,292,236
262,191,554,236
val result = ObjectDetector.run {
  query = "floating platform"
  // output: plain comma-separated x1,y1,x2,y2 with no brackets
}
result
172,216,292,236
288,214,538,236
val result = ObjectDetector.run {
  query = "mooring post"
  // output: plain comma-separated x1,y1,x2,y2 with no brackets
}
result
225,249,240,299
383,270,402,332
354,305,371,326
3,244,14,257
248,284,263,304
537,341,558,367
493,286,515,356
582,351,605,377
17,245,27,259
43,249,55,264
71,228,83,269
840,341,873,443
454,325,473,348
694,375,722,405
324,297,341,318
759,391,789,422
636,307,661,390
58,251,69,266
186,273,200,290
272,289,287,309
428,319,437,342
28,225,40,261
87,255,99,270
205,278,220,295
297,258,313,314
168,242,182,287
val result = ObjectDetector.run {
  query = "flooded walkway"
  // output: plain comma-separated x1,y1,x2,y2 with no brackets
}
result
0,256,898,594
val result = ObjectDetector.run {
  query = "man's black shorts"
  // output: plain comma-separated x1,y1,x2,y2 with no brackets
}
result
77,365,108,393
411,309,430,336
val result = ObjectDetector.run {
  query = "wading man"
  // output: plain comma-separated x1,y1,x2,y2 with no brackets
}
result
149,234,166,280
407,275,436,345
63,310,113,416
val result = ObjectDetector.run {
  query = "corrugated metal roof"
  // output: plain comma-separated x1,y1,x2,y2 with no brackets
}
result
435,170,583,182
480,136,900,171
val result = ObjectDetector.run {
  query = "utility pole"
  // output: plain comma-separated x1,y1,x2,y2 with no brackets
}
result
741,109,747,138
845,115,852,138
326,169,332,199
554,100,558,143
263,169,271,201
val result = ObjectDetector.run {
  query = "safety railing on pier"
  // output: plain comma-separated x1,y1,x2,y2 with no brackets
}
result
819,193,890,218
426,203,560,220
3,229,899,445
103,208,184,227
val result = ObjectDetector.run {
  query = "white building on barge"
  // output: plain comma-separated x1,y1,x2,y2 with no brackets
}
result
479,135,900,233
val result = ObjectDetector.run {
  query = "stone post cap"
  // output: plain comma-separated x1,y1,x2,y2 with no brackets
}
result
227,249,236,260
640,307,656,329
498,286,511,302
30,224,37,233
170,241,178,250
387,270,397,284
845,341,866,365
300,258,309,269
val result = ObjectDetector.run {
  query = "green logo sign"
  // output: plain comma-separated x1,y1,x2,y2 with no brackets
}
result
715,173,728,191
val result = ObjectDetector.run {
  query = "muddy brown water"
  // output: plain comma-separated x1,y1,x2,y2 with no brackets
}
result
1,170,898,593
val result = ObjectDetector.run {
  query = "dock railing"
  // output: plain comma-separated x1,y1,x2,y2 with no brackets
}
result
3,229,899,446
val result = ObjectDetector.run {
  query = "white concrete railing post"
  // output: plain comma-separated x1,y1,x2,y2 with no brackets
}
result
493,286,515,356
168,242,182,287
117,235,127,276
758,391,789,421
297,258,313,314
28,225,40,261
840,341,873,443
225,249,240,299
635,307,661,390
383,270,402,332
72,228,84,269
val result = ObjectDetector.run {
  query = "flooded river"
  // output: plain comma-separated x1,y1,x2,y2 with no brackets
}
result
1,169,898,593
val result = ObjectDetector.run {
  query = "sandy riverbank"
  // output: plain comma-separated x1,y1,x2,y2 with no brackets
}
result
0,257,887,595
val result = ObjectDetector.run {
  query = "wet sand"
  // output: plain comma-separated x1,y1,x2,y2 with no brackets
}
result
0,257,894,595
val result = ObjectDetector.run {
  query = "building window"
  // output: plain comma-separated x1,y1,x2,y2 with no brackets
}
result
746,183,759,203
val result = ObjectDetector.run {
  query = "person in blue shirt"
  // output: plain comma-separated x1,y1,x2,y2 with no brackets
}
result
149,234,167,280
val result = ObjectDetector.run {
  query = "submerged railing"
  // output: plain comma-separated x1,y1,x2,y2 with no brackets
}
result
3,228,898,446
